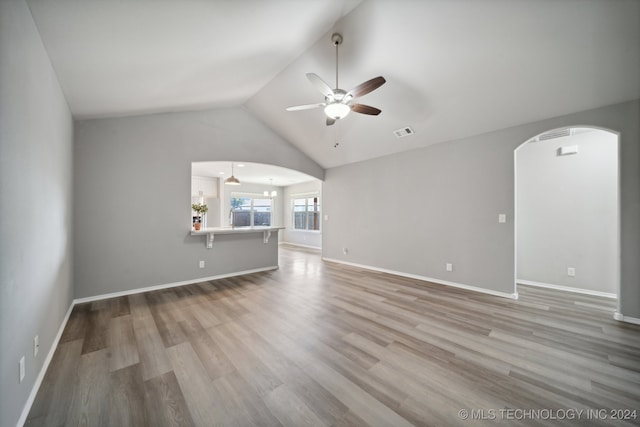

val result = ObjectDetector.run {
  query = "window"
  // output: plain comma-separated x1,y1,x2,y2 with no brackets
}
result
230,194,271,227
293,195,320,231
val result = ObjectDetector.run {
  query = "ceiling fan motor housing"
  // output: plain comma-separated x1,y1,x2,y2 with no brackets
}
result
325,89,350,103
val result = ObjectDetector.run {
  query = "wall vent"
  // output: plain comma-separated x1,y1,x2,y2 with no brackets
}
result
539,128,571,140
529,128,572,143
394,126,414,138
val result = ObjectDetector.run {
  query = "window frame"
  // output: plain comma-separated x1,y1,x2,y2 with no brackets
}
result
230,192,273,227
291,192,321,232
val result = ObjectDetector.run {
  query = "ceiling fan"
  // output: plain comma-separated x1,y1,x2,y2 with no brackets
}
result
286,33,386,126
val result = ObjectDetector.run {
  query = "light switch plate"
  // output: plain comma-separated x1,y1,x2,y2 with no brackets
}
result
19,357,25,383
498,214,506,223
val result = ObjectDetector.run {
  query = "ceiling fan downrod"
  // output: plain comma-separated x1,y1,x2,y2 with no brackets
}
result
332,33,342,90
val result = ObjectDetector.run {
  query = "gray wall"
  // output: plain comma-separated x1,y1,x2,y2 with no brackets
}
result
323,100,639,317
74,107,322,299
0,0,74,426
283,180,323,248
517,130,618,294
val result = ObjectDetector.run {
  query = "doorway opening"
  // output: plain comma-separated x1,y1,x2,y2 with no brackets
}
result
514,127,620,311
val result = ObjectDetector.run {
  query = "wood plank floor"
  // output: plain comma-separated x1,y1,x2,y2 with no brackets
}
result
26,246,640,426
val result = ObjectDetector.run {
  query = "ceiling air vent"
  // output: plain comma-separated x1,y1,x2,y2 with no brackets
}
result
394,126,414,138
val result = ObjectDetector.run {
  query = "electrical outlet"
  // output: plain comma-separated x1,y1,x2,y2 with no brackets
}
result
446,263,453,272
568,267,575,277
34,335,39,357
199,260,205,269
19,356,25,383
342,247,348,255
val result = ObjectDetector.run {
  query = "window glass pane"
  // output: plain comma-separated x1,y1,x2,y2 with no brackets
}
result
293,198,306,213
231,197,250,210
231,197,251,227
294,212,307,229
253,198,271,212
253,198,271,226
232,211,251,227
307,212,320,230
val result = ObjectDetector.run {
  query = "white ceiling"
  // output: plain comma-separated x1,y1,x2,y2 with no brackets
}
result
192,161,317,186
28,0,640,169
26,0,361,118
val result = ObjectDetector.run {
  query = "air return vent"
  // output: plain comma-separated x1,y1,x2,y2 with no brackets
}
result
539,128,571,141
529,128,572,143
394,126,414,138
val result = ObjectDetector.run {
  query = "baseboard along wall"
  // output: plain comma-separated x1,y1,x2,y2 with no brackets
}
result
517,279,617,299
322,257,518,300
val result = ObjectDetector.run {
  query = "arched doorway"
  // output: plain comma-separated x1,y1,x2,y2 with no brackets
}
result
514,127,620,311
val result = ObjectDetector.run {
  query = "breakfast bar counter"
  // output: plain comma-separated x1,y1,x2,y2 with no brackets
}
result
191,226,284,248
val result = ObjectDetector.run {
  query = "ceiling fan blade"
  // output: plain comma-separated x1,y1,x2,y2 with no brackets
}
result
306,73,334,98
345,76,386,100
326,117,336,126
351,104,382,115
286,102,326,111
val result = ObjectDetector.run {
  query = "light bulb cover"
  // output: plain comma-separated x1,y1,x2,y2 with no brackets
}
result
224,175,240,185
324,103,350,119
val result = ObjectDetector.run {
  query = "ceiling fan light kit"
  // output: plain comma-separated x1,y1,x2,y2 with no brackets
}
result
325,102,350,119
286,33,385,126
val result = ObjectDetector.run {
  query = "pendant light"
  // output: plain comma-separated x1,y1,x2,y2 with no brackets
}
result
224,162,241,185
263,178,277,198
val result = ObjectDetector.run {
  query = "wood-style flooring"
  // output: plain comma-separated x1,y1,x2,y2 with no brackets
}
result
26,246,640,426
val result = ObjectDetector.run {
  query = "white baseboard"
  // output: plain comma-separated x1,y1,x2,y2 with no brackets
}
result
322,257,518,300
73,266,279,304
279,242,321,250
17,301,74,427
614,312,640,325
517,279,617,299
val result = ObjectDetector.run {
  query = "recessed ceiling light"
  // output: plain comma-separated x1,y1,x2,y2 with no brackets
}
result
237,164,245,167
219,172,225,175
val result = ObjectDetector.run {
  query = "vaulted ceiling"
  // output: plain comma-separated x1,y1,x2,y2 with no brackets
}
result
27,0,640,169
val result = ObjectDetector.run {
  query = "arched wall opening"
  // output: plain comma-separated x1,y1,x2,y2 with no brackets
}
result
191,160,323,249
514,126,620,311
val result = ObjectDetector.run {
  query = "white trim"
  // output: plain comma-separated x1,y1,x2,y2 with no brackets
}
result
279,242,321,250
17,302,74,427
517,279,617,299
614,312,640,325
290,191,320,198
322,258,518,300
73,266,278,304
286,229,321,234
